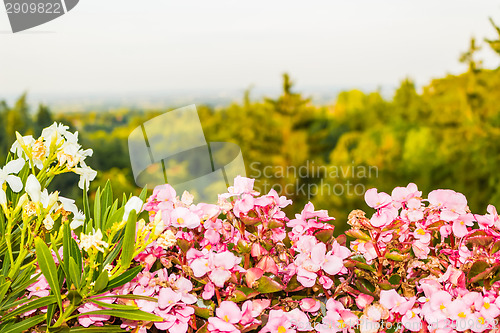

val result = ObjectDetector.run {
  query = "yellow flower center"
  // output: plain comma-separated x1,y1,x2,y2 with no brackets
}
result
460,221,464,225
224,315,229,322
458,312,466,319
205,244,212,250
440,304,446,311
416,229,425,235
278,326,287,333
478,317,486,325
484,302,491,310
337,320,346,328
177,218,184,225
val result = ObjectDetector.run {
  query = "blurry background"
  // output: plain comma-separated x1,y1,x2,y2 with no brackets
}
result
2,1,500,233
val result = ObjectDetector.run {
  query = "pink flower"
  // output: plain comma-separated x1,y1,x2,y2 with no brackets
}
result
260,310,295,333
78,302,110,327
158,287,182,310
428,189,467,221
27,274,50,298
207,301,241,333
355,294,374,310
365,188,392,209
299,298,320,313
233,194,255,217
202,282,215,300
391,183,421,207
452,214,475,238
170,207,201,229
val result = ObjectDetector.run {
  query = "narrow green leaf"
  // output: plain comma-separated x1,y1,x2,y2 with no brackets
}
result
63,222,72,285
139,186,148,202
94,270,109,293
83,186,91,231
35,238,63,311
67,309,163,322
0,313,45,333
69,258,81,290
0,281,11,302
2,296,56,321
105,266,142,291
89,299,139,310
69,326,125,332
94,187,101,230
119,210,137,270
93,294,157,302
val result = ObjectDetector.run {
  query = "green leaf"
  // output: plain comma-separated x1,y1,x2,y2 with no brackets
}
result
468,260,490,282
68,309,163,322
119,210,137,270
94,187,101,230
67,290,83,307
2,296,57,322
0,313,45,333
105,207,125,231
314,229,334,243
0,281,11,302
89,299,139,310
93,294,157,302
255,275,283,293
70,238,82,271
193,305,213,319
69,326,125,332
35,238,63,312
105,266,142,291
139,186,148,202
63,222,72,285
69,258,82,290
83,186,91,231
94,270,109,293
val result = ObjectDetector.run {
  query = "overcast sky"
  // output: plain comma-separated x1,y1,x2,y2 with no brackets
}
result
1,0,500,99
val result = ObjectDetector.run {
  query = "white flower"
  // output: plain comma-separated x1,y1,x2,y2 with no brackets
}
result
70,211,85,230
41,122,69,144
59,196,85,229
10,135,34,159
26,174,42,203
73,165,97,190
80,229,108,253
123,196,143,221
0,158,25,192
43,215,54,230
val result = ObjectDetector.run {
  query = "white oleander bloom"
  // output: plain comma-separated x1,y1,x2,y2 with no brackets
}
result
10,135,35,159
70,211,85,230
59,196,85,229
25,174,42,203
123,196,144,221
41,122,69,145
0,158,25,193
80,229,108,253
73,165,97,190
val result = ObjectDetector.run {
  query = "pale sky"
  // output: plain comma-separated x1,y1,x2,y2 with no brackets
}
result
1,0,500,99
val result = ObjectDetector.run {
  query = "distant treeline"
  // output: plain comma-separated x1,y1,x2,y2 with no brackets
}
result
3,20,500,233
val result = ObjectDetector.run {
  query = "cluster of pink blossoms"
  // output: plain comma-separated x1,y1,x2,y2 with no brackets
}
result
24,176,500,332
